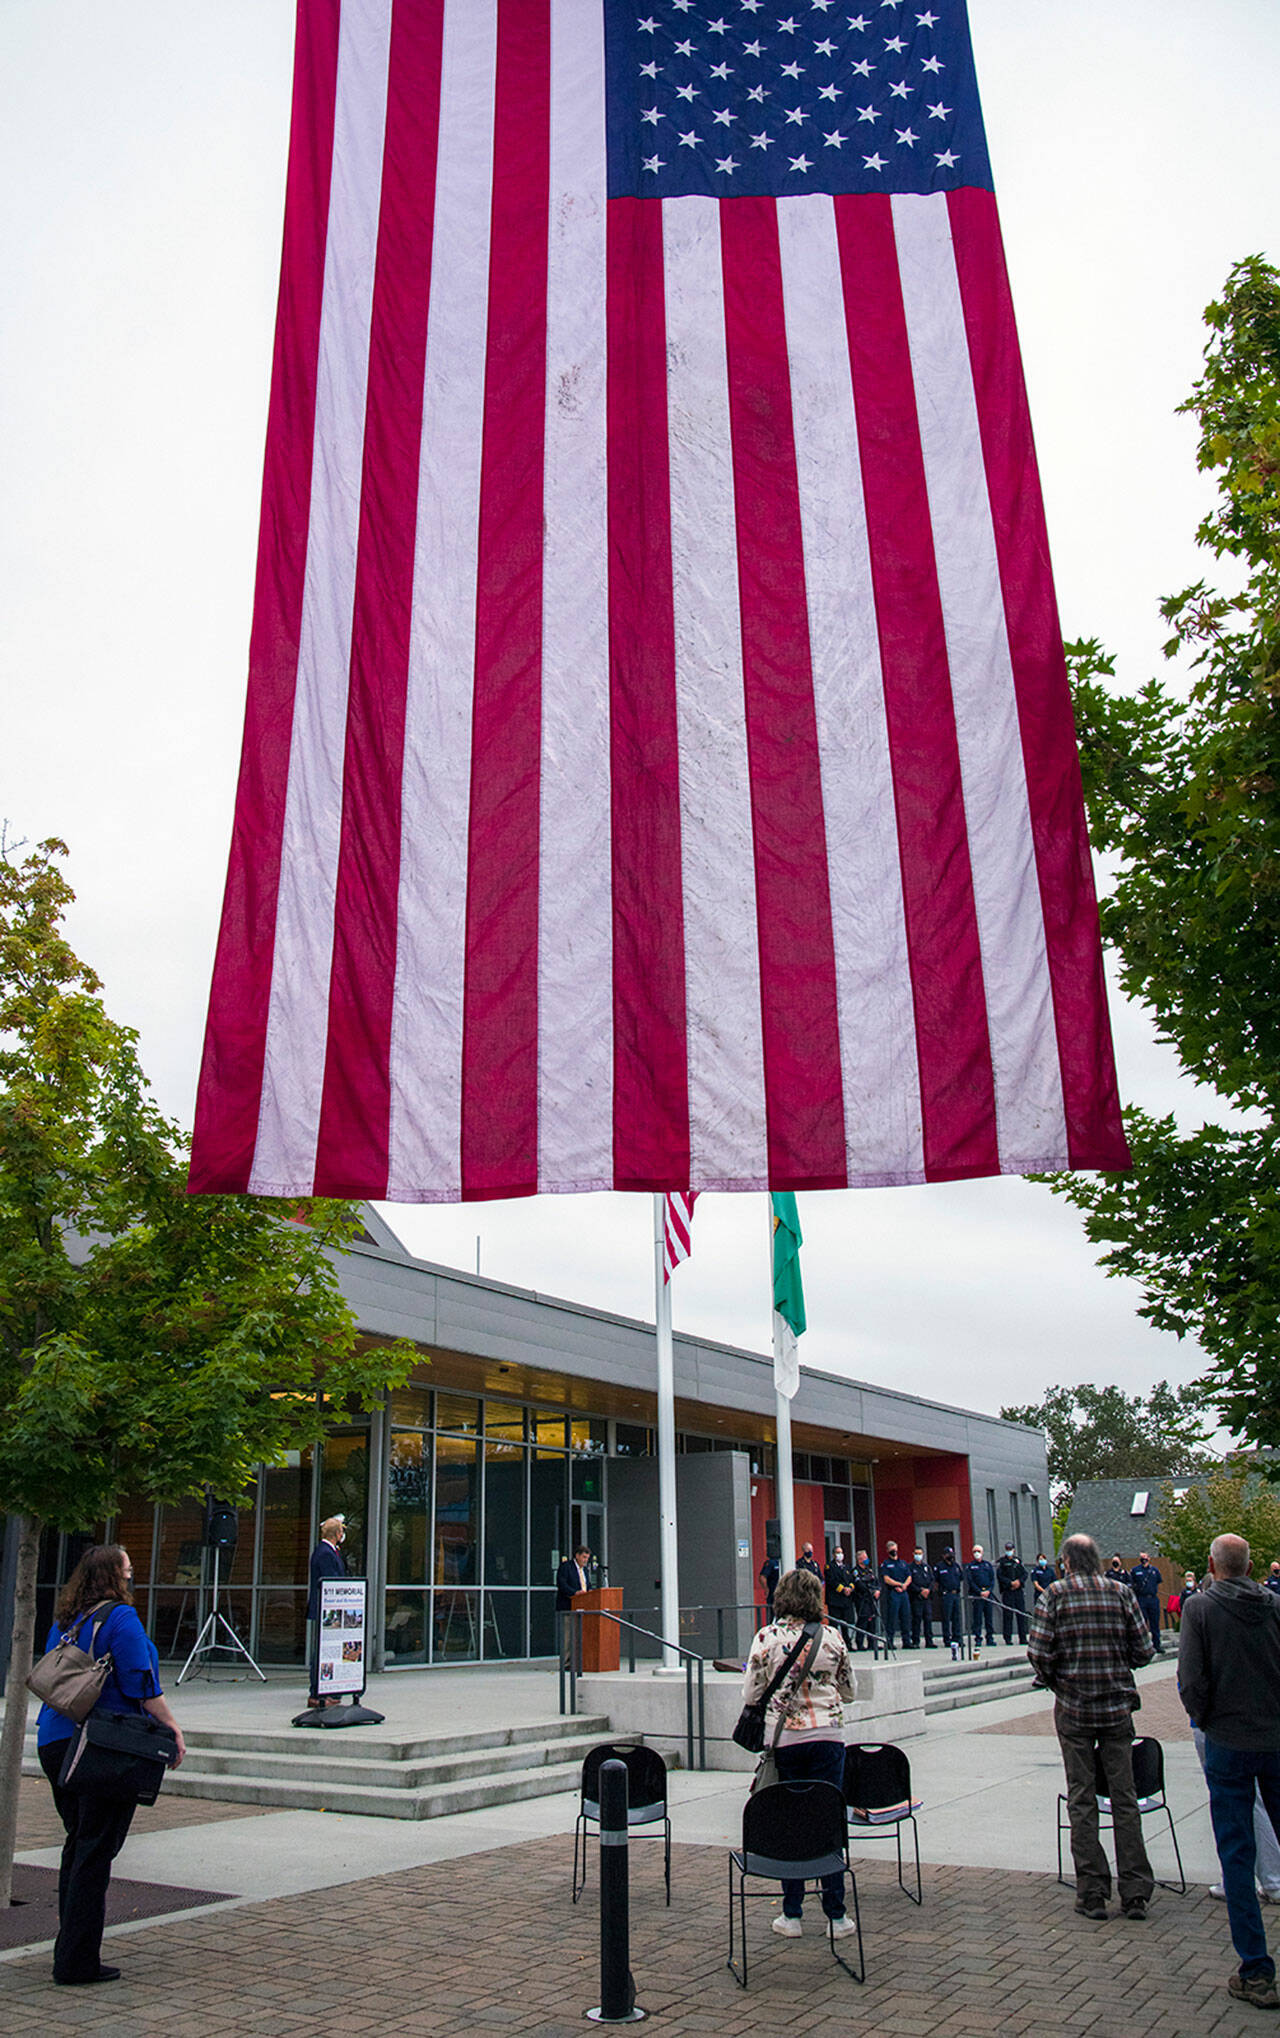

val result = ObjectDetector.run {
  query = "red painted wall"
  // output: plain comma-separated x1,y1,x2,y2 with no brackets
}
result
871,1453,974,1558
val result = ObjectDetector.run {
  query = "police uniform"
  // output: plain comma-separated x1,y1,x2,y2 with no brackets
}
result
1129,1559,1164,1653
1266,1569,1280,1599
964,1554,996,1644
758,1555,779,1623
1107,1559,1131,1588
825,1555,855,1644
796,1550,823,1580
996,1549,1029,1644
852,1559,879,1650
880,1552,913,1648
908,1555,936,1648
935,1553,964,1648
1031,1556,1057,1606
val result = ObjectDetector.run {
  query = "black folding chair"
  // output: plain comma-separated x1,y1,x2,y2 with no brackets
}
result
728,1779,863,1986
1055,1734,1186,1894
842,1742,923,1904
572,1742,670,1905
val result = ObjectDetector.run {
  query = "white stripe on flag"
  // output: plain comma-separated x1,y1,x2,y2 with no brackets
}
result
662,1189,698,1279
776,195,926,1188
537,0,612,1193
892,193,1068,1166
251,0,393,1196
386,0,497,1202
662,195,768,1192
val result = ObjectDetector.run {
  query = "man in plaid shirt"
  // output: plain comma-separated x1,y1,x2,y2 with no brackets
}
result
1028,1533,1155,1921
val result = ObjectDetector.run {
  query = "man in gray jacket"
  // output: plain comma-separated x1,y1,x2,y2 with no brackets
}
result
1179,1533,1280,2011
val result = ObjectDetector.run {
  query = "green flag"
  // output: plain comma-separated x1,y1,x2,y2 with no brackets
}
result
771,1192,806,1340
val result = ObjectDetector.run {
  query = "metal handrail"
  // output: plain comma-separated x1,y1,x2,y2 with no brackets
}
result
558,1609,707,1770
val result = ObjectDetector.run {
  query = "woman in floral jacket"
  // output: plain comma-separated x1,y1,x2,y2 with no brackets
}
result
741,1564,857,1938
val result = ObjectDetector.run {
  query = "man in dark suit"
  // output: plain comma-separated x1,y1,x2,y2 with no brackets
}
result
556,1545,593,1667
307,1515,347,1706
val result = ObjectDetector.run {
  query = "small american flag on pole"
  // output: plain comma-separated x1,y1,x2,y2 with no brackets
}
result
190,0,1129,1204
662,1190,699,1280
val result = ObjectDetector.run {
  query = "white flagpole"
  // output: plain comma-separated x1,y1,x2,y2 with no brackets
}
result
653,1195,681,1670
770,1193,798,1573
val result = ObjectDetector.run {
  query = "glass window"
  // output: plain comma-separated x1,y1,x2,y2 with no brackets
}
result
531,1411,567,1450
484,1438,527,1587
384,1588,428,1664
530,1452,568,1589
572,1456,604,1503
387,1431,432,1586
436,1394,480,1436
388,1383,432,1427
257,1589,308,1665
433,1588,479,1659
792,1453,809,1482
568,1418,608,1455
485,1402,527,1442
681,1434,714,1454
614,1424,651,1457
434,1433,479,1584
484,1591,527,1660
155,1495,207,1593
529,1588,559,1658
259,1450,314,1585
808,1455,832,1485
318,1431,370,1574
110,1500,157,1584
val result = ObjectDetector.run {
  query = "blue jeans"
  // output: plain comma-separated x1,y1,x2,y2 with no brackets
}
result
775,1739,848,1920
1204,1740,1280,1980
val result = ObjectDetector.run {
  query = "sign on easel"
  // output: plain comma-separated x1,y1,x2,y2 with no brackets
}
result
318,1576,367,1698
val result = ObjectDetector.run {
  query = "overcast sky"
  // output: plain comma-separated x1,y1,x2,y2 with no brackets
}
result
3,2,1277,1419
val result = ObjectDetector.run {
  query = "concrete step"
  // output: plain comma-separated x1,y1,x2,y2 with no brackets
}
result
924,1666,1041,1715
178,1711,612,1764
180,1729,607,1791
162,1755,587,1821
21,1714,621,1821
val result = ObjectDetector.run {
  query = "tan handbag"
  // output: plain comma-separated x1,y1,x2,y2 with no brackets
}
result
26,1602,116,1722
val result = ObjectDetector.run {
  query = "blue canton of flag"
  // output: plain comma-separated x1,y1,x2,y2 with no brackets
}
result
605,0,992,200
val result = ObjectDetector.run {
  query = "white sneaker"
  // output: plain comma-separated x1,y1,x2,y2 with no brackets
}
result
1262,1887,1280,1903
772,1915,802,1938
829,1915,858,1939
1210,1884,1227,1900
1211,1882,1275,1901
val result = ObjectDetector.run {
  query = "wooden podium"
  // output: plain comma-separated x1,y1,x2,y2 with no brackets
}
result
575,1587,622,1673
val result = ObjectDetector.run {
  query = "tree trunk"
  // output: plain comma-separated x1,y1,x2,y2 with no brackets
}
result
0,1515,42,1909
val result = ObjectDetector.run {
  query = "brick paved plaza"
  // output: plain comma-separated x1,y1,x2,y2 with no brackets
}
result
0,1828,1261,2037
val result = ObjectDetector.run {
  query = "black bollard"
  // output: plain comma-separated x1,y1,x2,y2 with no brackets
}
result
586,1758,645,2024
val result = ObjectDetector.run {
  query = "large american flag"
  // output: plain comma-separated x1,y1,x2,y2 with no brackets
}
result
190,0,1129,1202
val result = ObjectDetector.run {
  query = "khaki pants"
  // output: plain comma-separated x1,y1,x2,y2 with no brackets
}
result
1056,1704,1154,1907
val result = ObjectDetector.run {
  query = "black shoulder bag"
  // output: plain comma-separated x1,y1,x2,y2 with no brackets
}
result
732,1621,822,1753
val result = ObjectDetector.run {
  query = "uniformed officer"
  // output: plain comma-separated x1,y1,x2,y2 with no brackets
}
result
758,1553,779,1624
935,1547,964,1650
1031,1553,1057,1607
965,1543,996,1645
996,1543,1029,1645
1266,1562,1280,1599
796,1542,823,1580
825,1546,855,1645
908,1547,936,1648
1129,1550,1164,1654
879,1541,913,1650
852,1549,879,1650
1107,1553,1131,1587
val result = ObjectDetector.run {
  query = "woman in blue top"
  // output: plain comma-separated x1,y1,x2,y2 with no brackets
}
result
37,1543,186,1987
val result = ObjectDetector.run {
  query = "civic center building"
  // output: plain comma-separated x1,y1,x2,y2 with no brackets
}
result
16,1209,1050,1670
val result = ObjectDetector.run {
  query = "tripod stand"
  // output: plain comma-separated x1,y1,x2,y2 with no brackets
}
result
177,1544,267,1683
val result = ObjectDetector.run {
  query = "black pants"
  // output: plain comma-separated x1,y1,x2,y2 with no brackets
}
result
970,1594,994,1643
1001,1591,1028,1644
39,1741,138,1982
939,1593,962,1646
1138,1597,1162,1652
910,1597,934,1646
853,1597,876,1648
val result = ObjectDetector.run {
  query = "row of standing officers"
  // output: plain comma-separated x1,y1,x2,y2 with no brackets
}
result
761,1541,1066,1649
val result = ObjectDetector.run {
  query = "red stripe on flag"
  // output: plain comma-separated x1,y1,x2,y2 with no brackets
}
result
947,188,1129,1172
606,198,691,1192
188,1,341,1195
662,1188,698,1280
460,0,550,1200
313,1,446,1198
833,194,999,1182
719,198,847,1191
